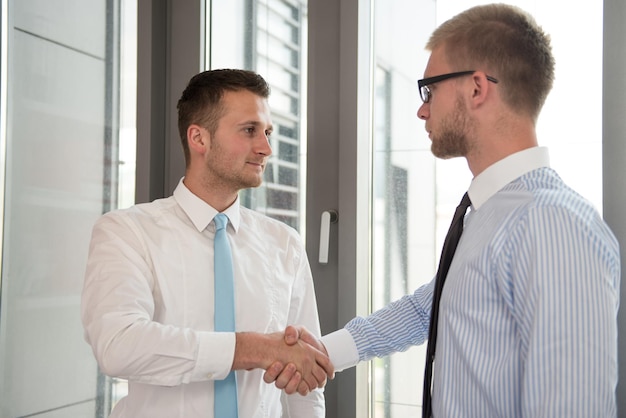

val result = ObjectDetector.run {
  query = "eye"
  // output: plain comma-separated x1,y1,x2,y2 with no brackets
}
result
420,85,432,103
243,127,256,135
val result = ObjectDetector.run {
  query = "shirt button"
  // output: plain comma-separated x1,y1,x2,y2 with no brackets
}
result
207,373,213,379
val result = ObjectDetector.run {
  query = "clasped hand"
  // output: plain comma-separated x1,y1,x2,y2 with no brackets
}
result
263,325,334,396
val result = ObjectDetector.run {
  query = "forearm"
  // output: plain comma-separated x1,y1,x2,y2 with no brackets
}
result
233,332,277,371
83,306,236,385
345,282,433,362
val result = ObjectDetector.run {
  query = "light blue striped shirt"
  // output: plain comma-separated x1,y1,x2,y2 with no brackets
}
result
327,147,620,417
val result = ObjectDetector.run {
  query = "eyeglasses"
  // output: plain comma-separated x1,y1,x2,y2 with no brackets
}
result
417,71,499,104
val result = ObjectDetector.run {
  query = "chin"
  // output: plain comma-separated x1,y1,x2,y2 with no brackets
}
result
246,178,264,189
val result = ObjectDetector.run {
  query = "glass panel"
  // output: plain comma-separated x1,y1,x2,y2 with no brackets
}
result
208,0,308,232
0,0,136,416
370,0,603,416
371,2,436,413
108,0,138,409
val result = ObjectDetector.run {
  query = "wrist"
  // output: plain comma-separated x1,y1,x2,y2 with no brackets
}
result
233,332,275,371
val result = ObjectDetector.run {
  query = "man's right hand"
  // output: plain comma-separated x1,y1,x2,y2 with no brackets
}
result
233,329,334,395
262,325,334,395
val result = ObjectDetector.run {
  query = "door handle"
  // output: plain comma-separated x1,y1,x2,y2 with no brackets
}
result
319,210,338,264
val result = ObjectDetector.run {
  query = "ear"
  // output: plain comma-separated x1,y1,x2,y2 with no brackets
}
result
187,124,208,155
469,72,491,108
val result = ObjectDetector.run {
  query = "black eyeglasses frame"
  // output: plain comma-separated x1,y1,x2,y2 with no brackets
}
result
417,71,499,103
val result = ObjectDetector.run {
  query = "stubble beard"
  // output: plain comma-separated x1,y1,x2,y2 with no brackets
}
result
430,97,473,160
206,159,264,191
205,143,264,192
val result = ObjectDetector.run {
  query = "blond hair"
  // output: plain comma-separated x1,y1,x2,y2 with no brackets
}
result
427,4,554,121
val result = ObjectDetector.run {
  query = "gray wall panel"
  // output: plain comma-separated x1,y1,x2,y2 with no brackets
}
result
603,0,626,414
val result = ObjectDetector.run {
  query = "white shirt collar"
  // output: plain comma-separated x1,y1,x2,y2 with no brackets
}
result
468,147,550,209
172,178,241,232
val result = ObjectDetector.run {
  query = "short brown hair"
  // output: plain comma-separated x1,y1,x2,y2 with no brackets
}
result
176,69,271,165
427,4,554,121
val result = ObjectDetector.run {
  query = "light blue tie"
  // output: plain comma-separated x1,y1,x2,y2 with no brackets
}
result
213,213,238,417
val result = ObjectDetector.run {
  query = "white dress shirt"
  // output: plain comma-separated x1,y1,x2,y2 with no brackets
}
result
323,147,620,417
81,179,325,418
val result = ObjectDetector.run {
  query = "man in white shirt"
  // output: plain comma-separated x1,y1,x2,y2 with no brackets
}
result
81,69,332,417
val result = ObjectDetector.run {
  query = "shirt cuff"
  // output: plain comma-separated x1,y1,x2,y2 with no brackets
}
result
192,331,236,381
321,329,359,372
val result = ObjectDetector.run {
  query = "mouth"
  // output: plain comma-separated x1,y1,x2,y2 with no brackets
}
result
247,160,266,170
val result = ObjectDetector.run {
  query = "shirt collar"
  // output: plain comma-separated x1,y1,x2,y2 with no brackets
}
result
172,178,241,233
468,147,550,210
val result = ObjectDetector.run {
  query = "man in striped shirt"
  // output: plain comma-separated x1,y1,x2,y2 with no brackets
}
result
266,3,620,417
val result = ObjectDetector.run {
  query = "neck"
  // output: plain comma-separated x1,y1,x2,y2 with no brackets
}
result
182,175,238,212
466,120,538,177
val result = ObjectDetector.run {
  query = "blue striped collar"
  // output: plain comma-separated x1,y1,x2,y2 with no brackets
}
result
468,147,551,210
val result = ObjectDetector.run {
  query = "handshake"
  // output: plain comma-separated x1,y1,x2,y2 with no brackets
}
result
235,325,334,396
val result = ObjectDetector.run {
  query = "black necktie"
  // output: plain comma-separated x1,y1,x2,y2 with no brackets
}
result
422,192,471,418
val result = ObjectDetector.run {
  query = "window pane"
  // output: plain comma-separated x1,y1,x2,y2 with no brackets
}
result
371,0,436,415
0,0,136,416
370,1,602,417
208,0,308,233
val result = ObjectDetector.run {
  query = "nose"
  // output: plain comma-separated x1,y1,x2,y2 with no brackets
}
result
257,134,273,157
417,102,429,120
